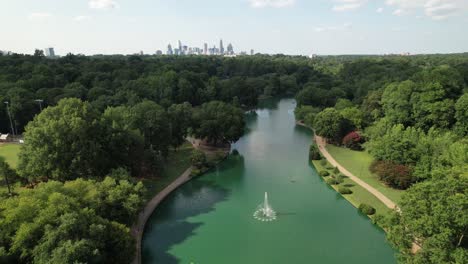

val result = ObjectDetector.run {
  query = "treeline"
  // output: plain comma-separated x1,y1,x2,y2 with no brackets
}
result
0,52,327,134
297,56,467,263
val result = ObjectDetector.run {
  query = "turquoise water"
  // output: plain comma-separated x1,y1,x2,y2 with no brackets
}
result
142,98,396,264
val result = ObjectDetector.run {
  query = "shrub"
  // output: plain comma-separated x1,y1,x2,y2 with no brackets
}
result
333,174,344,184
333,167,340,174
309,144,321,160
191,149,207,169
190,168,201,177
231,149,239,156
326,178,339,185
325,165,335,170
359,204,376,215
342,131,363,150
370,160,413,189
338,186,352,194
320,159,327,166
319,170,330,177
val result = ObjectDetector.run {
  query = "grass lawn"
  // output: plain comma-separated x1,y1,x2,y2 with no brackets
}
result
313,160,393,219
0,143,21,169
141,142,194,201
326,144,404,204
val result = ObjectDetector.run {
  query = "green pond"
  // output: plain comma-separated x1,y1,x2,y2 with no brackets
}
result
142,98,396,264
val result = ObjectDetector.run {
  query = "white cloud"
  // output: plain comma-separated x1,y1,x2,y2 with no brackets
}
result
74,15,91,22
28,12,52,21
386,0,467,20
332,0,367,12
89,0,119,10
315,23,352,32
392,9,404,16
249,0,295,8
376,7,384,13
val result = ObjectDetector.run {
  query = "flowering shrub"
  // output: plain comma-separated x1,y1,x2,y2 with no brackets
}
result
370,160,413,189
342,131,363,150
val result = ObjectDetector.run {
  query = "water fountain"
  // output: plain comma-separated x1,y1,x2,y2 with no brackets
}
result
253,192,277,222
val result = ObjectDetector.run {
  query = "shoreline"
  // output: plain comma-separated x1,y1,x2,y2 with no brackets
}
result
296,121,398,210
132,140,230,264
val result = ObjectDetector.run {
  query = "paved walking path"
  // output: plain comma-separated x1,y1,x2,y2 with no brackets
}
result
315,135,398,210
131,167,193,264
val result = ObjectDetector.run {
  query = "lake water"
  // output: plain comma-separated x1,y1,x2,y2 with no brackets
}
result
142,98,396,264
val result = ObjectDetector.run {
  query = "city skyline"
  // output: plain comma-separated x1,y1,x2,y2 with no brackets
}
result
1,0,468,55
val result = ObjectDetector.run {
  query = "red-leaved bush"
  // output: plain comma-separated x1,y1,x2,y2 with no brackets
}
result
370,160,413,189
342,131,363,150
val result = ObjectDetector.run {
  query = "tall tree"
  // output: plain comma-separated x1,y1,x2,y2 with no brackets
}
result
192,101,245,145
387,174,468,264
18,98,104,181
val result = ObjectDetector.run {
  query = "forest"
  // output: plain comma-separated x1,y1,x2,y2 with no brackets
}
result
297,54,467,263
1,51,467,263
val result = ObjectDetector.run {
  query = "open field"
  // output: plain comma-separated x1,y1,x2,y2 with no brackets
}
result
326,145,404,204
0,143,21,169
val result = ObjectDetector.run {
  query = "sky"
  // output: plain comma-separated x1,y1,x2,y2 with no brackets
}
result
1,0,468,55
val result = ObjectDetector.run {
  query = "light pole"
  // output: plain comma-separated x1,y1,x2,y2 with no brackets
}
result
4,101,15,136
34,99,44,111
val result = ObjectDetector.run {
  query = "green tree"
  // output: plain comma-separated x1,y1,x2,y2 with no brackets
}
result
130,100,171,157
381,80,415,126
18,98,104,181
168,102,193,149
368,124,422,165
0,159,17,196
454,93,468,137
191,149,207,169
387,175,468,264
314,108,353,144
0,177,141,263
340,107,364,130
192,101,245,145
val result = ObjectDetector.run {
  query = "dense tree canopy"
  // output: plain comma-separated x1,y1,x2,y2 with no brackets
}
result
0,176,144,263
192,101,245,145
387,174,467,264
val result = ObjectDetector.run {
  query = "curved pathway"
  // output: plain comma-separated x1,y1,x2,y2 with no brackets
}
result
131,167,193,264
315,135,398,210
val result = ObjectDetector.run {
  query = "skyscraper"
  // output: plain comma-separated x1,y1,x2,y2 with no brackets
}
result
204,43,208,55
44,47,55,57
227,43,234,55
178,40,182,51
219,39,224,55
167,44,173,55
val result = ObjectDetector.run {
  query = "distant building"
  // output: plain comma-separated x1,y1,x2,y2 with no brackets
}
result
167,44,173,55
219,39,224,55
156,50,163,55
204,43,208,55
44,47,55,57
250,49,255,56
227,43,234,55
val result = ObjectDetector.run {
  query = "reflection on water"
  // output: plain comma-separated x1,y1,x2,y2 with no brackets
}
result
142,98,396,264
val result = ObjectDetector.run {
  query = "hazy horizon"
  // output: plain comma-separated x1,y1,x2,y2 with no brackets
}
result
2,0,468,56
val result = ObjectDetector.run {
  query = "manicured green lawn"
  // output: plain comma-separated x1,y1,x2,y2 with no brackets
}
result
326,144,404,204
0,143,21,169
141,142,194,201
313,160,393,219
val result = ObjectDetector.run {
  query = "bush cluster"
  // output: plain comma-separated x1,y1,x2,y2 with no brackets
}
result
370,160,413,189
309,144,321,160
338,186,353,194
359,204,376,215
326,178,340,185
319,170,330,177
